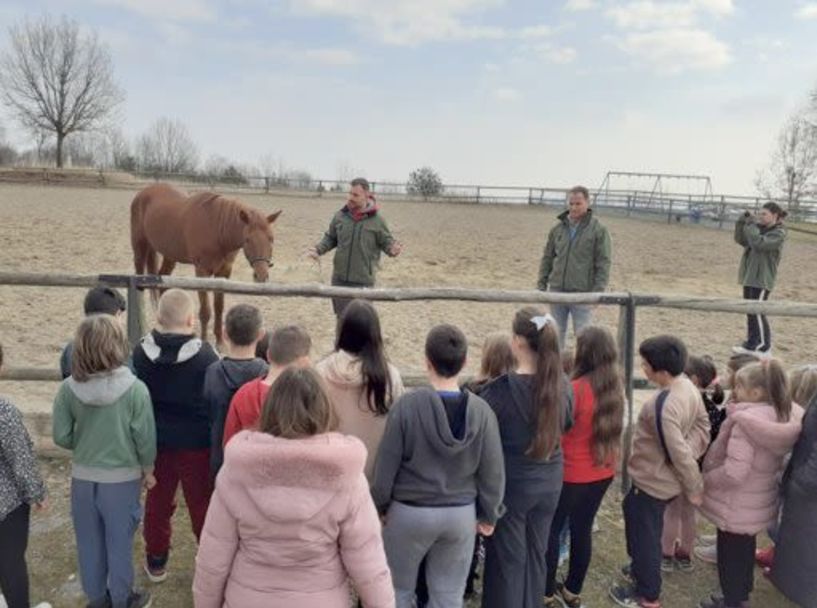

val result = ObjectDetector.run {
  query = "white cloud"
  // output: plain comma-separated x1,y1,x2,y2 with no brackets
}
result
795,3,817,19
532,43,577,64
288,0,506,45
494,87,521,101
92,0,217,22
617,28,731,72
607,2,696,29
692,0,734,16
518,25,553,39
302,47,360,65
564,0,598,10
484,62,501,72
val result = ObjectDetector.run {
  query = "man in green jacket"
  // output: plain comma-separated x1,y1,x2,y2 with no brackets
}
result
537,186,612,348
307,177,402,316
733,201,788,354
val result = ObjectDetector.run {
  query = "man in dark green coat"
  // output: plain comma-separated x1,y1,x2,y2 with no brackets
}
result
733,201,788,354
307,178,402,316
537,186,612,348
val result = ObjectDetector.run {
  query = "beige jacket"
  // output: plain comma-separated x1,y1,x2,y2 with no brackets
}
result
627,375,711,500
316,350,405,481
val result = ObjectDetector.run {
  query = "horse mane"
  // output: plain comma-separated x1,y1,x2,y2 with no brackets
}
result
196,193,267,244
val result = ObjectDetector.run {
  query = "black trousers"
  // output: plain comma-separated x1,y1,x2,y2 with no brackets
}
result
330,278,371,317
717,530,756,606
545,477,612,596
743,286,771,351
0,503,31,608
623,486,669,602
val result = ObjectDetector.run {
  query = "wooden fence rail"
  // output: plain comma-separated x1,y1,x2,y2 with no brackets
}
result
4,271,817,489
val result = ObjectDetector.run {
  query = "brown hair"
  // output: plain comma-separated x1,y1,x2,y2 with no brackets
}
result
573,326,624,467
735,360,792,422
762,201,788,220
268,325,312,366
790,365,817,408
726,352,762,389
71,314,130,382
157,289,195,329
686,355,725,405
569,185,590,201
477,332,516,382
224,304,263,346
350,177,370,191
259,367,337,438
513,307,563,460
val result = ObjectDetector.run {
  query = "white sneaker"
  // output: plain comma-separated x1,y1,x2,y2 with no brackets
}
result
698,533,717,546
0,593,7,608
33,603,53,608
694,543,718,564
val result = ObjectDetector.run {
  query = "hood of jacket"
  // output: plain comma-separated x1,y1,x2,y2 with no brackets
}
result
728,401,804,456
318,350,366,388
404,387,483,456
140,330,203,364
212,357,268,391
219,430,366,522
557,207,595,226
343,200,380,222
66,366,137,406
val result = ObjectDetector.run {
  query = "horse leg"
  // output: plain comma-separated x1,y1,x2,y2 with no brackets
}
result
212,261,234,349
195,267,212,343
156,257,177,301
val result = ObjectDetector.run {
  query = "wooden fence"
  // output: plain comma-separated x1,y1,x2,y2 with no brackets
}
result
3,271,817,488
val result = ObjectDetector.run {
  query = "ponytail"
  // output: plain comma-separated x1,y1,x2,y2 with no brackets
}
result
512,307,563,460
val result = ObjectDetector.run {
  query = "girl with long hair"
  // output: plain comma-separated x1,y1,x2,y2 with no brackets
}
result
480,307,572,608
543,326,624,608
316,299,404,481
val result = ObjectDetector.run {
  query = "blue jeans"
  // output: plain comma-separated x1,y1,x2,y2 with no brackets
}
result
549,295,593,349
71,478,142,608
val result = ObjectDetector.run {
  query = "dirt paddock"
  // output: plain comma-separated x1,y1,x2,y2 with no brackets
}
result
0,182,812,607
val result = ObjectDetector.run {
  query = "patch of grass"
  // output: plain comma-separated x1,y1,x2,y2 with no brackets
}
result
29,458,796,608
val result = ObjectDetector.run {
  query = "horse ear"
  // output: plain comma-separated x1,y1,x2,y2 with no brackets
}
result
239,209,250,224
267,210,282,224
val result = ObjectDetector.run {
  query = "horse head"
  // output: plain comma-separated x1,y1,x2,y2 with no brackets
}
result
239,208,282,282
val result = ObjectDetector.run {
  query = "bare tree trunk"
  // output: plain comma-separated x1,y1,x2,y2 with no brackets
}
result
56,132,64,168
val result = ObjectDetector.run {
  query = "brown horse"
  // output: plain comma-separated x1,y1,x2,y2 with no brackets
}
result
130,183,281,344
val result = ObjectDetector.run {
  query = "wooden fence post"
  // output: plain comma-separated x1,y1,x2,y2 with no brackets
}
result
667,200,674,224
126,278,145,349
718,196,727,229
476,186,481,204
617,295,636,493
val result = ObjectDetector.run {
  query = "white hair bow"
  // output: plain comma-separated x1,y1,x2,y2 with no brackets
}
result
531,314,555,331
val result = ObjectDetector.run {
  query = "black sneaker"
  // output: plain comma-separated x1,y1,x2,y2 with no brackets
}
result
126,591,152,608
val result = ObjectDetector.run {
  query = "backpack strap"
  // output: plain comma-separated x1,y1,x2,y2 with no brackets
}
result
655,389,673,466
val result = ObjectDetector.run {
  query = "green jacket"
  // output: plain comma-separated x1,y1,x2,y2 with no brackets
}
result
315,205,396,286
537,209,612,292
53,367,156,483
734,216,786,291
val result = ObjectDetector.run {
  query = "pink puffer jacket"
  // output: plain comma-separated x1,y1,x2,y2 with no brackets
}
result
700,401,803,535
193,430,395,608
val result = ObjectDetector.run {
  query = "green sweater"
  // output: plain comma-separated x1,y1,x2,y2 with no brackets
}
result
734,217,786,291
52,367,156,483
537,209,612,292
315,205,396,286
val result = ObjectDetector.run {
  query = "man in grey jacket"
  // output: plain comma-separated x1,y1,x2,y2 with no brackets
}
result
372,324,505,608
537,186,612,348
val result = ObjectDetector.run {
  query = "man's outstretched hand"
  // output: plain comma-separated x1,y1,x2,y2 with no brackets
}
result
388,241,404,257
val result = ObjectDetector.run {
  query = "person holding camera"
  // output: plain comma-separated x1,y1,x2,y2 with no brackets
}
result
733,202,788,355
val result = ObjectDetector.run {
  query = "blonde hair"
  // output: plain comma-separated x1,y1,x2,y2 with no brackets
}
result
71,314,130,382
735,359,792,422
157,289,195,329
790,365,817,408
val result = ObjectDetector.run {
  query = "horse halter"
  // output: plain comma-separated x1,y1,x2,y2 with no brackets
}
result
247,255,274,268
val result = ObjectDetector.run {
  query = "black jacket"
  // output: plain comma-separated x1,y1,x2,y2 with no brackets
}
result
203,357,268,475
132,331,219,450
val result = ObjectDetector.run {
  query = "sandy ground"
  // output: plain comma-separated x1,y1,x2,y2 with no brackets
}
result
0,183,809,607
1,182,816,412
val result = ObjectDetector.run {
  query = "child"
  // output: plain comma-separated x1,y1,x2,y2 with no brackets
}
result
610,335,710,608
479,308,573,608
203,304,268,477
132,289,219,583
698,360,802,608
0,343,50,608
661,355,725,573
544,326,624,608
372,324,505,608
770,390,817,608
193,367,394,607
316,299,404,482
222,325,311,445
53,316,156,608
464,332,516,394
61,285,127,379
254,330,272,361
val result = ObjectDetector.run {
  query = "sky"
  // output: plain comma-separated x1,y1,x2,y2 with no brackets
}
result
0,0,816,195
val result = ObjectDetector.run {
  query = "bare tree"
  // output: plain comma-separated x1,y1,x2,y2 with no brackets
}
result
136,117,198,174
755,110,817,217
0,15,124,168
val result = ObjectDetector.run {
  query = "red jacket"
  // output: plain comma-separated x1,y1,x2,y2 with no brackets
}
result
562,376,616,484
223,379,271,447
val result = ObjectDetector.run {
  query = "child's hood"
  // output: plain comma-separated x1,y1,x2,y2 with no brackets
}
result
218,430,366,522
66,366,137,406
728,401,804,455
212,358,268,391
318,349,366,387
409,388,482,455
140,330,204,364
